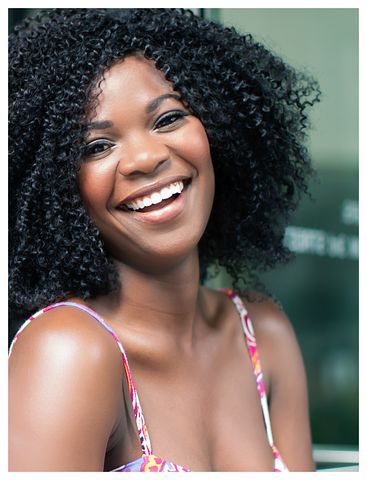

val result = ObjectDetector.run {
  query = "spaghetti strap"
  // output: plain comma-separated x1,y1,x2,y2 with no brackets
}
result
221,288,275,448
8,301,152,455
9,294,288,472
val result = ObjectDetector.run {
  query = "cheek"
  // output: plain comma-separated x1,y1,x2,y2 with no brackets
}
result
183,121,215,211
192,122,215,189
77,163,114,213
178,119,213,172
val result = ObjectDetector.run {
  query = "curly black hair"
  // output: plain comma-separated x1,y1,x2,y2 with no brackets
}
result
9,8,320,330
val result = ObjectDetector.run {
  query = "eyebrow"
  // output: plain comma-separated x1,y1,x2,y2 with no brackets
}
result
85,93,182,130
146,93,182,113
85,120,114,131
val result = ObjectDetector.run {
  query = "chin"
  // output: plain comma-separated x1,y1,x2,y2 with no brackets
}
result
108,226,205,274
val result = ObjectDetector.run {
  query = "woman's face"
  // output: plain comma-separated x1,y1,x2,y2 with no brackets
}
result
78,55,215,272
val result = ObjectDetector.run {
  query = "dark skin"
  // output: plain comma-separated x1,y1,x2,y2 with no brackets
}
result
9,55,314,472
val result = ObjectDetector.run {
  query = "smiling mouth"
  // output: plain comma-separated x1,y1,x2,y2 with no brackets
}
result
118,178,191,214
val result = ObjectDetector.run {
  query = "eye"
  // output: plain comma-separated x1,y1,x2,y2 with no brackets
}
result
83,139,116,157
154,110,189,130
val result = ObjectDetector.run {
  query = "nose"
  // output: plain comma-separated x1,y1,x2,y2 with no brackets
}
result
118,133,169,176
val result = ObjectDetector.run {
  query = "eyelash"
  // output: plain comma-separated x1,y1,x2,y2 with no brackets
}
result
83,139,115,157
153,110,189,130
83,110,189,157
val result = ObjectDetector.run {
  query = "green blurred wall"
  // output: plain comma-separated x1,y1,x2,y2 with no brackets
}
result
204,9,358,448
205,9,358,169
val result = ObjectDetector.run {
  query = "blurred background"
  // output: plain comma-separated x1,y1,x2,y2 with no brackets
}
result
9,8,359,471
202,9,359,471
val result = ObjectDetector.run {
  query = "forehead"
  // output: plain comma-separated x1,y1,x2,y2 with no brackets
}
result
92,55,175,115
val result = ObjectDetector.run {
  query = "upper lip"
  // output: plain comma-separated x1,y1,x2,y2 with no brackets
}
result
118,175,191,206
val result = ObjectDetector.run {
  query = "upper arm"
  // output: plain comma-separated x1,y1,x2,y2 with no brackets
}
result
8,308,124,471
246,297,315,471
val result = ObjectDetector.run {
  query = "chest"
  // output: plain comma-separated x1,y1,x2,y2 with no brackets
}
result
106,334,274,471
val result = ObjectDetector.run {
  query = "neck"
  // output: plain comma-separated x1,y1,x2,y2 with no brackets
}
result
89,249,206,349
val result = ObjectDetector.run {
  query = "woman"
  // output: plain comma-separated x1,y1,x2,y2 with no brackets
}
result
9,8,319,472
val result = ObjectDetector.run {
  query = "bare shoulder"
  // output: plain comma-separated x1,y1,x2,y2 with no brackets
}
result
240,291,300,383
201,286,294,337
242,291,314,471
202,288,314,470
243,291,297,345
9,303,122,365
9,304,124,471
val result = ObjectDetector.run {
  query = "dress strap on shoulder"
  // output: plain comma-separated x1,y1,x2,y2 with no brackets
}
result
220,288,275,448
8,301,152,455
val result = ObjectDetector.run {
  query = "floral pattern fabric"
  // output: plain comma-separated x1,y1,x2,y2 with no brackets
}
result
112,455,190,472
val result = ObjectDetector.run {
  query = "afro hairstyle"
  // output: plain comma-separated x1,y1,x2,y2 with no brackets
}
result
9,8,320,330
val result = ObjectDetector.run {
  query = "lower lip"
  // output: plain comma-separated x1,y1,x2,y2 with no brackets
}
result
124,184,190,224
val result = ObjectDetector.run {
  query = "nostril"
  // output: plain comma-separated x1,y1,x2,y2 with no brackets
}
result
117,147,169,176
156,158,168,170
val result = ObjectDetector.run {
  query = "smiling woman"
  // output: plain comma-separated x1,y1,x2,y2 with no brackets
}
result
78,56,214,269
9,8,319,472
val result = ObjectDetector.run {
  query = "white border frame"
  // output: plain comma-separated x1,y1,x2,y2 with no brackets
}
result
3,1,365,479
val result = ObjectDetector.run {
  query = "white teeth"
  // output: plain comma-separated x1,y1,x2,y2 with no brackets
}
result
161,187,172,200
125,180,185,211
151,192,162,204
170,184,179,194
